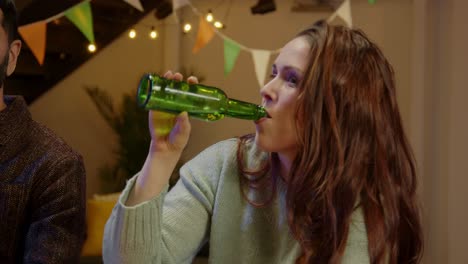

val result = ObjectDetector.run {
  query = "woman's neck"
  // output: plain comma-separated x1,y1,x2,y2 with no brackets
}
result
276,153,294,181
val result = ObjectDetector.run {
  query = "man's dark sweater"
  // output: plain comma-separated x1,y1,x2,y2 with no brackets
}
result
0,96,86,263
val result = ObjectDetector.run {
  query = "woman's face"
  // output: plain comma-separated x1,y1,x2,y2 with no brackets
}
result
255,36,310,160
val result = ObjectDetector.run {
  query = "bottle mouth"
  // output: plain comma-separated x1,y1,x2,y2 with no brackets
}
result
137,74,153,108
259,106,271,118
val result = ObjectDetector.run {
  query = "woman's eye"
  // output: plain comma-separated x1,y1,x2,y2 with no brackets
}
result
287,75,298,87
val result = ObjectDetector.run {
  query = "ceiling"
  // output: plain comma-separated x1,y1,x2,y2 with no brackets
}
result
7,0,163,104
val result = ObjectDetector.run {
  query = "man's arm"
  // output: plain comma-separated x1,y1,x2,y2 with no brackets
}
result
24,154,86,263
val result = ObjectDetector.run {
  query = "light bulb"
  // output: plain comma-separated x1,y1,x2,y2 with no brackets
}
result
206,11,213,22
88,43,96,53
129,29,136,39
150,28,158,39
183,23,192,33
214,21,224,29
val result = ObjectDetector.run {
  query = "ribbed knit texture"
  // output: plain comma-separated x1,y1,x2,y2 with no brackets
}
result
0,96,87,263
103,138,369,263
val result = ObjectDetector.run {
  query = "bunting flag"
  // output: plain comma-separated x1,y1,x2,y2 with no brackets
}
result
18,21,47,65
123,0,144,12
251,49,271,88
192,17,215,54
173,0,190,10
328,0,352,28
223,38,241,76
368,0,376,4
65,1,95,43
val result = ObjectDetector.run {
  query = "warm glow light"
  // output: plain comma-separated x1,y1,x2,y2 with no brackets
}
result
150,30,158,39
88,43,96,53
214,21,224,28
206,12,213,22
183,23,192,33
129,29,136,39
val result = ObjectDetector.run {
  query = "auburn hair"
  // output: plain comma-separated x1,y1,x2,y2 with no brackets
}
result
237,20,423,263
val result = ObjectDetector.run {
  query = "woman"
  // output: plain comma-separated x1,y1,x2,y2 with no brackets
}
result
103,20,423,263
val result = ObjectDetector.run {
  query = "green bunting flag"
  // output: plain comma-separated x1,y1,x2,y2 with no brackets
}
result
65,1,95,43
368,0,376,4
223,38,241,76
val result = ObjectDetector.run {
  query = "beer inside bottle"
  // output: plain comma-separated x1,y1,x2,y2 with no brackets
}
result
137,74,268,121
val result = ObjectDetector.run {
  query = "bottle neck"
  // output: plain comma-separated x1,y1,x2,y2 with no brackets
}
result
224,98,267,120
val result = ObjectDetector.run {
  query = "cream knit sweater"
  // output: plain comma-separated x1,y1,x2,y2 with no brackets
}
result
103,138,369,263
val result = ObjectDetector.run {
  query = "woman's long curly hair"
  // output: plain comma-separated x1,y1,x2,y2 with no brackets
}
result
237,20,423,263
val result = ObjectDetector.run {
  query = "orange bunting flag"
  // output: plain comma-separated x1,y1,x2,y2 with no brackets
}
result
19,21,47,65
192,18,215,54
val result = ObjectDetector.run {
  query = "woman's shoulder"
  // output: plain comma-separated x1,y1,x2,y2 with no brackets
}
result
194,138,239,161
193,136,259,159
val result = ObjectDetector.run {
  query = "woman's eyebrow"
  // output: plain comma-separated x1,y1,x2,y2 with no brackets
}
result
281,65,304,75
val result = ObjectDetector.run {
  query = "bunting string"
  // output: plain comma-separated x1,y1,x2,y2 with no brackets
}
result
173,0,353,87
18,0,353,85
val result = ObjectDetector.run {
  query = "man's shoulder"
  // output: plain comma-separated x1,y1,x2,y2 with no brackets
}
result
28,120,82,163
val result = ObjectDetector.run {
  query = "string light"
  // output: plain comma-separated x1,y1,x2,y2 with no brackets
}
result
206,10,213,22
149,27,158,39
88,43,96,53
183,23,192,33
128,29,136,39
214,21,224,29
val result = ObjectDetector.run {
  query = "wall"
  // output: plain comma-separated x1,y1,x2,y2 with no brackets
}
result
412,0,468,263
29,14,166,197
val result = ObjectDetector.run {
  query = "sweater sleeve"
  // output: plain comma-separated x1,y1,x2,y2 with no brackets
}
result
25,153,87,263
103,140,234,264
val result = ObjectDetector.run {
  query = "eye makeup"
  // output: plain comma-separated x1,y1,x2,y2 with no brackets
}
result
281,67,302,87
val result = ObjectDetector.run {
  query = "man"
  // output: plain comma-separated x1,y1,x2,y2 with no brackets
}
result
0,1,86,263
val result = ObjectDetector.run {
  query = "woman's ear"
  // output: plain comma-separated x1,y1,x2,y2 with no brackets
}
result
6,39,21,76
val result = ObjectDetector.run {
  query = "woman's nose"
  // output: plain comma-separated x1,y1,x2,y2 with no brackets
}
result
260,78,277,104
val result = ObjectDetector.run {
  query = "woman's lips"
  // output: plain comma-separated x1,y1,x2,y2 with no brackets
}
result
255,109,271,124
255,115,270,124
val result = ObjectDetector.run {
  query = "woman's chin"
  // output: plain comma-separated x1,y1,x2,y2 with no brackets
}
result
254,133,272,152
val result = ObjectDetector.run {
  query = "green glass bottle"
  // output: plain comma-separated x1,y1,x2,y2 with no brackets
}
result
137,73,268,121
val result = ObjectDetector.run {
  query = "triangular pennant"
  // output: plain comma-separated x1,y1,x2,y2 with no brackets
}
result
223,38,241,76
251,49,271,88
18,21,47,65
65,1,95,43
123,0,144,12
192,18,215,54
327,0,353,28
173,0,190,10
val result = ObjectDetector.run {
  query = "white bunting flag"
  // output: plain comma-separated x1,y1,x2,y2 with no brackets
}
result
124,0,144,12
251,49,271,88
328,0,352,28
173,0,190,10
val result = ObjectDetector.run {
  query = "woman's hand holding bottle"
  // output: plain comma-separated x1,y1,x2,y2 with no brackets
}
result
126,71,197,206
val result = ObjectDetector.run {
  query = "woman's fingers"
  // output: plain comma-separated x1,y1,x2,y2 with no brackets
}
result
163,70,184,81
187,76,199,84
173,72,183,81
163,70,173,79
168,112,191,150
